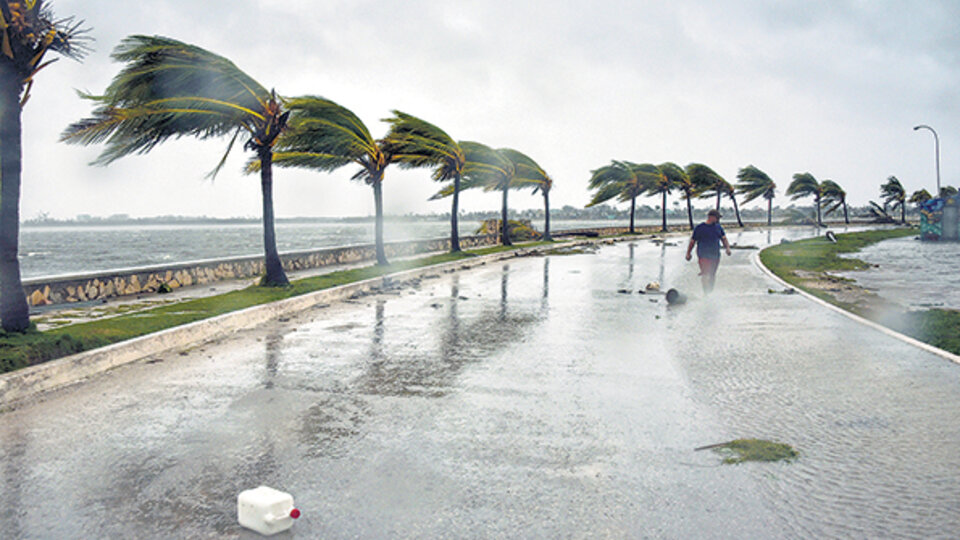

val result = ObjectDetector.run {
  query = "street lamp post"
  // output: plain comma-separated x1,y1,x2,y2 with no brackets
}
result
914,124,941,196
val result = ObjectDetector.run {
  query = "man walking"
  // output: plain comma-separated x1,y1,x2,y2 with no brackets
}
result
685,209,732,293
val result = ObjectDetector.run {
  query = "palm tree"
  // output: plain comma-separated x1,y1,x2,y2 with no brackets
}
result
263,96,393,265
735,165,776,226
686,163,726,211
586,161,659,233
719,180,745,227
820,180,849,224
880,175,906,224
437,142,518,245
659,162,694,230
381,111,466,252
500,149,554,241
787,172,823,226
642,165,671,232
0,1,88,332
940,186,958,198
62,35,292,286
909,188,932,208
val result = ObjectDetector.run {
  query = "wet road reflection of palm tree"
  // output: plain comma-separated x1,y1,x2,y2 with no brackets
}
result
541,258,550,313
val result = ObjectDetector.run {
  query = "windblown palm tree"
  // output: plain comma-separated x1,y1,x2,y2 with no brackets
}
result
62,35,292,286
586,161,659,234
381,111,466,252
686,163,726,211
941,186,958,198
718,180,745,227
909,188,932,208
659,162,694,230
735,165,776,226
0,1,88,331
880,175,906,224
787,172,823,227
820,179,849,224
500,149,554,241
642,165,671,232
261,96,393,265
434,142,518,245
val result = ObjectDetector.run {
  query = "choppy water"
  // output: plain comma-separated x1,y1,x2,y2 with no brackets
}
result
840,235,960,310
18,219,639,279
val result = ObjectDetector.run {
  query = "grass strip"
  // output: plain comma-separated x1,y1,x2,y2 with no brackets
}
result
0,241,553,374
760,227,960,356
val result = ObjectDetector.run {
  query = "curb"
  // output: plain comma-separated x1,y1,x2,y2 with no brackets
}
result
751,249,960,366
0,240,600,408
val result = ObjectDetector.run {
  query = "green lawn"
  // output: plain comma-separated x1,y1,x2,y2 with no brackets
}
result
0,241,553,374
760,227,960,356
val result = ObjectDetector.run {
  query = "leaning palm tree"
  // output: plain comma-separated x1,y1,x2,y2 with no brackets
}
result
0,1,88,332
735,165,776,226
787,172,823,227
259,96,394,265
686,163,726,211
659,162,694,230
909,188,932,208
880,175,907,224
820,179,849,224
642,165,671,232
500,149,554,241
381,111,466,252
62,35,293,286
430,141,520,245
586,161,659,233
719,180,745,227
940,186,958,198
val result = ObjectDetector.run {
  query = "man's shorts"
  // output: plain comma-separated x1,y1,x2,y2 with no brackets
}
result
698,257,720,276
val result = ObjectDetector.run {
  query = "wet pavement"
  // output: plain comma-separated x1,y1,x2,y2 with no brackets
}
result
2,227,960,538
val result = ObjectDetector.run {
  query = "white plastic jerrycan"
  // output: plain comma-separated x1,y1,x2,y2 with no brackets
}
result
238,486,301,536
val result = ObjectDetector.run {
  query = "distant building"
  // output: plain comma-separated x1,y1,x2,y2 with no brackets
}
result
920,196,960,241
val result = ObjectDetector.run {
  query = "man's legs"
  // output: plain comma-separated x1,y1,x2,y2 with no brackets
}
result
697,257,720,293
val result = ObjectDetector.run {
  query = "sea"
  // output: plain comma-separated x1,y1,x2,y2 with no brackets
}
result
18,218,682,279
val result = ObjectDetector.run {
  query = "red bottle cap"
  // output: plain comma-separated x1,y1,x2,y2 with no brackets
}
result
290,508,301,519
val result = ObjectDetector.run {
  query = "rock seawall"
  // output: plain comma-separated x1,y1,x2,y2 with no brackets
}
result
24,234,500,307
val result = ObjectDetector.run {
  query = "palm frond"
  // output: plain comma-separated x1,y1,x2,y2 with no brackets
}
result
787,172,820,200
61,35,274,170
735,165,776,204
381,110,463,182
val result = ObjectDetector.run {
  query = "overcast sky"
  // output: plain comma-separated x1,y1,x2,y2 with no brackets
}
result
21,0,960,219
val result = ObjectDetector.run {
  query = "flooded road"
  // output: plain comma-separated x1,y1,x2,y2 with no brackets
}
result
2,227,959,538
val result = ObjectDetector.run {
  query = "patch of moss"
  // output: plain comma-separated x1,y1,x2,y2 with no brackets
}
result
711,439,799,464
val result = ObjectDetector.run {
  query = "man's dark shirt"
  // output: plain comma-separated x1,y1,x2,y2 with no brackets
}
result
692,222,725,259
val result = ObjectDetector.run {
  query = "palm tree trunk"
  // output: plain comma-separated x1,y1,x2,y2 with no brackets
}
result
629,195,636,234
501,183,512,246
661,189,668,232
258,150,289,286
449,173,461,252
373,176,388,264
901,201,906,224
767,197,772,226
542,189,551,241
686,192,694,230
816,195,823,227
716,189,721,211
0,72,29,331
731,194,744,227
843,200,849,224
